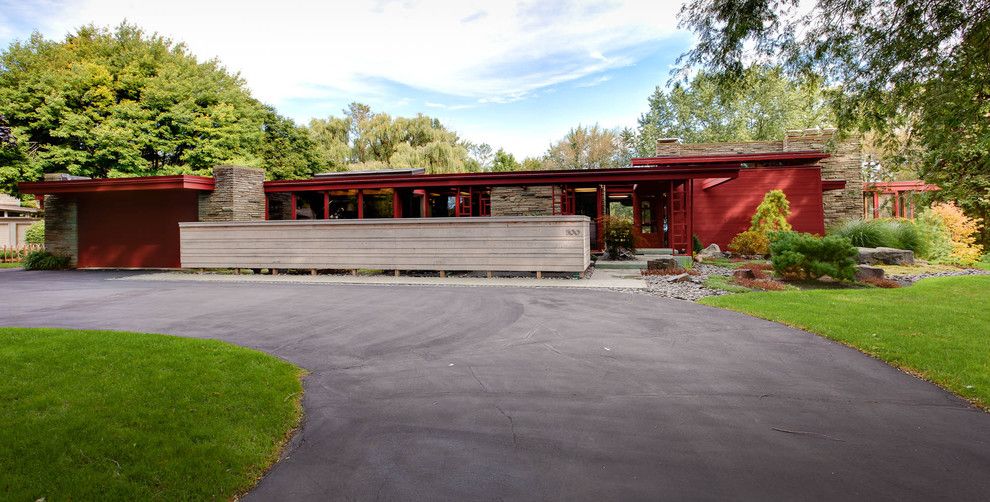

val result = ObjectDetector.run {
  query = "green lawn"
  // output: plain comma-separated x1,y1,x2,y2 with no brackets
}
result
700,276,990,409
0,327,304,500
0,262,22,268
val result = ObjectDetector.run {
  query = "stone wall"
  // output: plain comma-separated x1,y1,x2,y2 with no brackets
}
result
266,192,293,220
784,129,863,225
490,186,554,216
656,129,863,226
43,194,78,266
198,166,266,222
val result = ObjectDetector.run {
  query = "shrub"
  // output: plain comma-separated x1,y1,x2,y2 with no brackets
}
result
602,215,635,259
733,277,788,291
728,190,792,256
22,250,71,270
926,203,983,265
828,218,926,254
24,221,44,245
770,231,857,281
728,230,770,255
750,189,792,234
692,234,703,254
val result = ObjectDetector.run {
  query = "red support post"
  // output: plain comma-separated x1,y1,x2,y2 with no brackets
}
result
357,190,364,219
290,193,297,220
892,191,899,218
393,190,402,218
873,192,879,219
323,192,329,219
264,194,269,220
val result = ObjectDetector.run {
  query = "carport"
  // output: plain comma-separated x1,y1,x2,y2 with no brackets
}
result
20,175,214,268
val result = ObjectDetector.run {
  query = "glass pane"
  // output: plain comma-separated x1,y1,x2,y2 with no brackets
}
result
294,192,324,220
328,190,358,219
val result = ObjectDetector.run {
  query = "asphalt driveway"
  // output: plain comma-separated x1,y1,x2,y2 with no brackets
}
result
2,269,989,501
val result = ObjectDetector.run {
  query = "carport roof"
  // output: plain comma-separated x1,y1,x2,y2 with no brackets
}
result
19,175,215,195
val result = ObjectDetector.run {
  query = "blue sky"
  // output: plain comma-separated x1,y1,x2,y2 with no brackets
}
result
0,0,692,158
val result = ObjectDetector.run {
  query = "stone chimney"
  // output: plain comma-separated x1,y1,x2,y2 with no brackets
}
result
198,166,266,222
785,129,863,225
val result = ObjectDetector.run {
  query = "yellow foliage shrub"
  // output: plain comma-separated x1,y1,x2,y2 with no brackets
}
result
929,203,983,265
728,230,771,255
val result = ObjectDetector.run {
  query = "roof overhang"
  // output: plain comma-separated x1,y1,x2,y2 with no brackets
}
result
19,175,215,195
631,151,829,167
822,180,847,191
264,164,743,192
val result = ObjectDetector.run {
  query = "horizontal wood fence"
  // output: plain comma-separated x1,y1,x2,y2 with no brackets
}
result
179,216,591,273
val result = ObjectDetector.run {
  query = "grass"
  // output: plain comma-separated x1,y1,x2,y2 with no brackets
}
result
702,257,771,269
0,262,22,268
703,275,753,293
0,327,305,500
700,276,990,409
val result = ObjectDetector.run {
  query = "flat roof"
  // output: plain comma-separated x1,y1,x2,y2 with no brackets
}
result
19,175,216,195
315,168,426,177
266,151,827,192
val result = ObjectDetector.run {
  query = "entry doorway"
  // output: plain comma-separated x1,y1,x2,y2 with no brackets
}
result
634,184,668,249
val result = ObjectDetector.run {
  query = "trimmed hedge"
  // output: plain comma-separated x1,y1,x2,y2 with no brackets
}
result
770,231,857,281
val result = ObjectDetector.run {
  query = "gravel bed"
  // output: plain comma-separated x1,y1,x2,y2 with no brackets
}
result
887,267,990,284
637,263,735,301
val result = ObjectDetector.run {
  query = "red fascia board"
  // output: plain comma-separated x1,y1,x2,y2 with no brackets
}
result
19,175,215,194
631,151,829,167
821,180,847,191
264,165,742,192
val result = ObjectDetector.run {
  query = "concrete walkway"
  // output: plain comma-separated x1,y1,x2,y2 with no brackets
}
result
2,269,989,501
119,267,648,289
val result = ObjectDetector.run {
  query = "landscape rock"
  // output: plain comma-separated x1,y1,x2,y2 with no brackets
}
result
732,269,757,280
855,265,885,281
647,257,680,270
668,273,692,283
857,247,915,266
697,244,725,260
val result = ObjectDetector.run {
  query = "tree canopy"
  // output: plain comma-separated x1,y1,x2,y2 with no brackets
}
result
543,124,626,170
677,0,990,239
0,23,499,193
635,66,833,155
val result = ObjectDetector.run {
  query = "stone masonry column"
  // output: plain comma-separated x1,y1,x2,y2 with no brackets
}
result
42,194,78,267
198,166,266,221
490,186,554,216
784,129,863,226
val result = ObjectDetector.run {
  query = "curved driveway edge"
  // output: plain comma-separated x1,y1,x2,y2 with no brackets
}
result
2,270,989,501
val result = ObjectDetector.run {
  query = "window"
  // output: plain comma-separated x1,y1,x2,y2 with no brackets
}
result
329,190,358,219
294,192,324,220
362,189,394,218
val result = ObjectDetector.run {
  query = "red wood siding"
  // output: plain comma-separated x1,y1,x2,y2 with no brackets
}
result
77,190,200,268
692,167,825,250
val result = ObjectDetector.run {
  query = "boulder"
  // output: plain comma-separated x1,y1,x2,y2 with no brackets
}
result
856,247,915,266
855,265,885,281
647,257,680,270
697,245,726,260
668,273,692,283
732,269,757,280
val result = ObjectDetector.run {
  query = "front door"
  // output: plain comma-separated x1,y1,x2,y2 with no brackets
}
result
634,186,666,249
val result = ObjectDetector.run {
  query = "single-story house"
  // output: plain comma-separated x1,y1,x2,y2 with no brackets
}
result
19,129,862,270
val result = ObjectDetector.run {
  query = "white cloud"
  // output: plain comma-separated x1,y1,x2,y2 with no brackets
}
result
11,0,682,107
